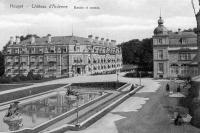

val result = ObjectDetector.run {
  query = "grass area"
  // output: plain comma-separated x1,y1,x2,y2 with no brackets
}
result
0,84,32,92
0,75,69,84
0,84,67,104
71,82,126,90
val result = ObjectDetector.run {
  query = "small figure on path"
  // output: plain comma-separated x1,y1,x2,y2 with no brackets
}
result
129,84,135,91
166,83,170,92
177,85,181,92
174,113,182,126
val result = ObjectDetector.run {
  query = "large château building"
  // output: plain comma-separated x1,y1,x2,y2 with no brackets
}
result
153,16,199,78
4,34,122,78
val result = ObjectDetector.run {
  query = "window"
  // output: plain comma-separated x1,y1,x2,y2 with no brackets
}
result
158,63,164,73
170,64,179,74
14,48,19,54
158,50,163,59
62,47,67,53
179,53,191,61
29,48,35,54
49,47,55,53
7,49,11,54
39,48,43,54
158,38,162,44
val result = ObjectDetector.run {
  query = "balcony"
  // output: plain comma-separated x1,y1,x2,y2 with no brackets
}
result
39,59,43,62
20,65,28,69
6,65,12,69
13,69,19,74
19,69,27,73
47,58,57,62
7,59,12,63
49,66,57,70
36,65,43,69
21,58,27,63
30,59,36,62
14,58,19,62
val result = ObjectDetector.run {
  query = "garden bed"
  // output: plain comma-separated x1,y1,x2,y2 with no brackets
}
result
0,84,67,104
0,84,32,91
71,82,126,90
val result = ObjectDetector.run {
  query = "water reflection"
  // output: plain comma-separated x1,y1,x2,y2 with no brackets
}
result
0,90,102,132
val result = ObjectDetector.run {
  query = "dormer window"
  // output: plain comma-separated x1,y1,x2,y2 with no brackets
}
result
39,48,43,54
14,48,19,54
7,49,11,54
74,45,80,52
21,48,27,54
50,46,55,53
29,48,35,54
62,47,67,53
57,47,61,53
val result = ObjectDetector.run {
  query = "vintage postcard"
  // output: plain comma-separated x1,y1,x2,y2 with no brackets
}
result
0,0,200,133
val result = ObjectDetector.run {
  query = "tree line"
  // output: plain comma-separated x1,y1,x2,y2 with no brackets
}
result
120,38,153,71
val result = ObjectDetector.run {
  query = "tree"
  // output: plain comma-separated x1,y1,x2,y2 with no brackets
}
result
27,71,34,80
0,51,4,77
20,34,40,41
120,38,153,71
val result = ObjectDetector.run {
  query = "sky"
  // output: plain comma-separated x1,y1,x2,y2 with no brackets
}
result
0,0,198,50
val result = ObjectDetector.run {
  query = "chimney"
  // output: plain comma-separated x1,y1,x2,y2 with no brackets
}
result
88,35,93,42
15,36,20,44
9,36,14,45
95,36,99,40
47,34,51,43
88,35,93,39
111,40,116,45
31,35,35,44
178,28,181,34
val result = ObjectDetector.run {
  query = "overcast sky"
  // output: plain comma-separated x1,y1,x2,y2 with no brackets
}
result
0,0,198,50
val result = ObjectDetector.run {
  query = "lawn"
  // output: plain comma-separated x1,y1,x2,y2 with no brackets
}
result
0,84,67,104
0,84,32,92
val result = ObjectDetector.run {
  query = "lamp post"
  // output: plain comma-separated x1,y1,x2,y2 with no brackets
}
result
139,71,141,86
76,94,79,126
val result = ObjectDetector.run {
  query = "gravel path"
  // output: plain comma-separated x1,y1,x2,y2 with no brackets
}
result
66,80,200,133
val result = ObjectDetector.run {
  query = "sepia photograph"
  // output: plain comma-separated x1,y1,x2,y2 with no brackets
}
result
0,0,200,132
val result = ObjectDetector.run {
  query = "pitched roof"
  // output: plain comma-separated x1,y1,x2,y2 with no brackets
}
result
169,32,197,39
20,36,90,45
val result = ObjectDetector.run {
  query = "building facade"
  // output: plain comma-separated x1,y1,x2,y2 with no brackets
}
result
4,35,122,78
153,16,198,78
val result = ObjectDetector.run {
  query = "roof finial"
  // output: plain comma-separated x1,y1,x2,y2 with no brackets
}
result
158,8,164,25
72,25,74,36
160,8,162,18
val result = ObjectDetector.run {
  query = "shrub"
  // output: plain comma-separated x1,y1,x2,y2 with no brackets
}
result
124,72,137,78
19,75,28,81
191,101,200,127
12,75,21,82
0,76,12,83
33,74,43,80
27,71,34,80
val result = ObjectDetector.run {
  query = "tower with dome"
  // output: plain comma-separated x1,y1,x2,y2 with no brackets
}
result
153,16,198,79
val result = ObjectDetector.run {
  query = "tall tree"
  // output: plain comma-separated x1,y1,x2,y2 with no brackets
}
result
0,51,4,76
121,38,153,71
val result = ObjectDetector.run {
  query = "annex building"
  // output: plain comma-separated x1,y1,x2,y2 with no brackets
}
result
4,35,122,78
153,16,198,79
